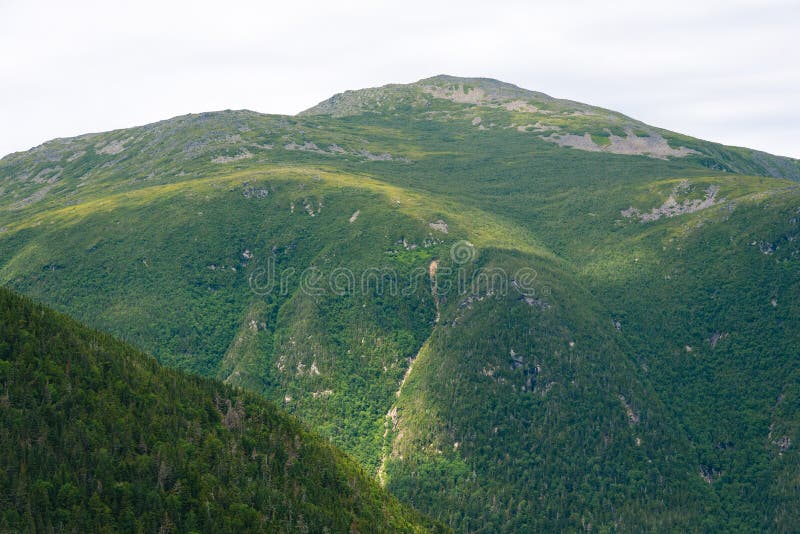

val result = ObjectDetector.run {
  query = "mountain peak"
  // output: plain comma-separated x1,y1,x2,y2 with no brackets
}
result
418,74,549,99
298,74,560,117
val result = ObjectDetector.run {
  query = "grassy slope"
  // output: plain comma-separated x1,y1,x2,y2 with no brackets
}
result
0,287,441,533
1,76,798,531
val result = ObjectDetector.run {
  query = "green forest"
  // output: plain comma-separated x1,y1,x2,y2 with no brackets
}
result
0,288,441,533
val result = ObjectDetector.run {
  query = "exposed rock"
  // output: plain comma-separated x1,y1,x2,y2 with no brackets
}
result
400,237,417,250
242,185,269,199
756,241,775,255
358,149,409,162
67,151,85,162
622,183,721,222
284,141,326,153
710,332,728,348
503,100,540,113
212,149,253,163
774,436,791,452
302,199,321,217
429,220,448,233
281,138,409,162
11,184,56,209
519,295,550,309
515,122,558,133
458,291,495,311
618,394,640,424
96,139,126,155
32,167,63,184
423,84,491,105
699,465,721,484
543,129,698,159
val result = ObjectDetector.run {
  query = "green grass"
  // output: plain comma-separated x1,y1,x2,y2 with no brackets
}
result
591,133,612,146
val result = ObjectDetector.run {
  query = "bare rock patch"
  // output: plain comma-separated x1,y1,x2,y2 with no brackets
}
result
212,149,253,164
96,139,126,155
67,151,86,162
622,183,721,222
11,184,56,210
618,394,640,424
503,100,540,113
422,84,490,105
429,220,449,233
543,129,698,159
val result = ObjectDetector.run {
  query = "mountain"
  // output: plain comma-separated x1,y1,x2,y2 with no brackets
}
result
301,75,799,180
1,75,798,531
0,287,441,532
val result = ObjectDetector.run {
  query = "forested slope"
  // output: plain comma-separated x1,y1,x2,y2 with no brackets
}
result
0,288,441,533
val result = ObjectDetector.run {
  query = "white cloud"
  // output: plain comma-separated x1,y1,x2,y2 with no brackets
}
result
1,0,798,158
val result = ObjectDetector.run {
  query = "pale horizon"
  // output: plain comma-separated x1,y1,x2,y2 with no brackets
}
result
2,0,798,159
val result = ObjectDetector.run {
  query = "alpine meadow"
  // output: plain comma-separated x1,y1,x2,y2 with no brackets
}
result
1,75,799,532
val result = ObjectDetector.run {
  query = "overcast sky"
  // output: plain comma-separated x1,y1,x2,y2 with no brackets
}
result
1,0,798,159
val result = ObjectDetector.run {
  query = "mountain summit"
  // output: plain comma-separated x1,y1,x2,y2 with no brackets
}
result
300,75,564,117
301,75,799,177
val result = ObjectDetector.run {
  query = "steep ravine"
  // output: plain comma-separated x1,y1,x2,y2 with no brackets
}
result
379,259,440,484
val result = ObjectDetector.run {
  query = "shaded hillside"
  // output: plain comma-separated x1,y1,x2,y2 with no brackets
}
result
0,288,441,533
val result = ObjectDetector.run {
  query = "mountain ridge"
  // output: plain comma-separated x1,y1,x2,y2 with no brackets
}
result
4,75,797,181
